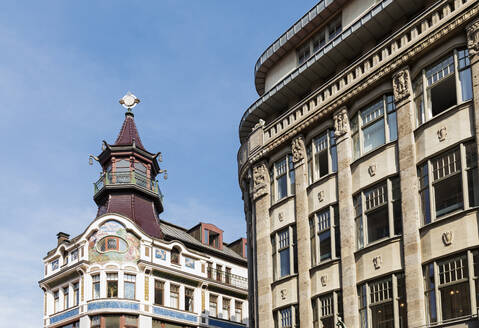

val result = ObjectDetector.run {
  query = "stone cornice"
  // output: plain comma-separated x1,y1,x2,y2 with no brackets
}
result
238,0,479,183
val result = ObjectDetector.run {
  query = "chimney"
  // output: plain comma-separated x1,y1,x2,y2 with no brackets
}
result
57,232,70,245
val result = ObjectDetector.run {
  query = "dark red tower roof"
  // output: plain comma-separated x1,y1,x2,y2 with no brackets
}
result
93,104,165,239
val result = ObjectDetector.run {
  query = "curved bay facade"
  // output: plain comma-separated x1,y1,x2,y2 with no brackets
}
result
238,1,479,327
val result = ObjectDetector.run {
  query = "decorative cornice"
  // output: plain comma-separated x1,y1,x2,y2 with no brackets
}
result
237,2,479,179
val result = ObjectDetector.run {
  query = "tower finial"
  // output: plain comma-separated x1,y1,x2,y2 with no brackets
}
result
119,91,140,113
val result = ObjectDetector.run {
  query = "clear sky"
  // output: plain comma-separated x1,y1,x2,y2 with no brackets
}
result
0,1,316,326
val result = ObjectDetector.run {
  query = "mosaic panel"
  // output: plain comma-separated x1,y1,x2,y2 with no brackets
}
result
49,307,79,324
185,256,195,269
87,300,140,311
152,305,198,323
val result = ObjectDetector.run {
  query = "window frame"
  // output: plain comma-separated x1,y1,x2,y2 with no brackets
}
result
351,94,397,161
209,294,218,317
124,274,136,300
185,287,194,312
307,130,338,185
63,286,69,310
235,301,243,323
414,48,473,126
222,297,231,320
73,282,79,307
170,284,180,309
274,305,299,328
106,273,118,298
270,154,295,203
310,204,340,266
355,176,402,249
272,226,297,280
92,274,100,300
154,280,164,306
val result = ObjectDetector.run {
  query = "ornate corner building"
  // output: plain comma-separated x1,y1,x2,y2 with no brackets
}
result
237,1,479,327
39,99,249,328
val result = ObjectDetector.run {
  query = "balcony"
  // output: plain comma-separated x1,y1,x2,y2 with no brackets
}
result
93,171,163,200
207,267,248,290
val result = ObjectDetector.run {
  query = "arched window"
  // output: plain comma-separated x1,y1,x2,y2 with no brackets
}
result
171,247,180,265
97,236,128,253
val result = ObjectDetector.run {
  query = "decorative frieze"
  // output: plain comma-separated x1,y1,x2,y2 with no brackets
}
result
291,135,306,163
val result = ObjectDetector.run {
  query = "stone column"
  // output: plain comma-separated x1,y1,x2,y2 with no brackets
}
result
393,67,426,327
467,19,479,169
291,135,313,327
251,161,274,328
334,107,359,327
242,178,256,328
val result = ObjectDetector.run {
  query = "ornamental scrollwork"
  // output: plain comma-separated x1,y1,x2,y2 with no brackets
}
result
252,163,268,200
392,68,410,102
467,19,479,58
291,135,306,163
333,108,349,137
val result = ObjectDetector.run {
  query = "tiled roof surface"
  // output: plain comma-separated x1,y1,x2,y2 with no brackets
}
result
114,113,145,150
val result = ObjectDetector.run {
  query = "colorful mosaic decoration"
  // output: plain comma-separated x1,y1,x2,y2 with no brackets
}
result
87,300,140,311
51,259,59,271
185,256,195,269
49,307,79,324
152,306,197,323
88,220,140,263
155,248,167,261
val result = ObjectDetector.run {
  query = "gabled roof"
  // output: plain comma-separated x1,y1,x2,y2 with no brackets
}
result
114,112,145,150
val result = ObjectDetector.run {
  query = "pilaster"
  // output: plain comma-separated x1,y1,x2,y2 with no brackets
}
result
291,135,313,327
251,161,274,328
393,67,426,327
334,107,359,327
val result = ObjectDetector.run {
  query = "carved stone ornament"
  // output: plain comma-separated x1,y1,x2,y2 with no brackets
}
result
291,135,306,163
437,126,447,142
280,289,287,300
373,256,382,270
252,164,268,200
317,191,325,202
278,212,285,222
467,19,479,58
333,108,350,137
320,275,328,287
392,68,410,102
442,231,453,246
368,164,377,177
252,119,265,131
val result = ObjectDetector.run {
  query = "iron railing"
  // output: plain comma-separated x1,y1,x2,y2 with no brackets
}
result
207,267,248,290
94,171,163,199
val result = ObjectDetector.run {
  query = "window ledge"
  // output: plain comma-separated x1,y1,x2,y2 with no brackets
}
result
269,195,295,212
419,207,479,234
271,273,298,288
414,100,472,136
306,172,337,192
354,235,402,257
426,313,478,327
350,141,397,169
309,258,341,275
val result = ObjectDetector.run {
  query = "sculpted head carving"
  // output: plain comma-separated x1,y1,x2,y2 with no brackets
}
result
252,163,268,200
467,19,479,58
291,135,306,163
333,108,349,137
392,68,410,102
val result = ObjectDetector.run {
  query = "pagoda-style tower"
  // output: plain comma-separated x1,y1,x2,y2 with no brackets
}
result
91,93,165,238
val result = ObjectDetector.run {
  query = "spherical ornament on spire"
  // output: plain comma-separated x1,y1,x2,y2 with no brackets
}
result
119,92,140,111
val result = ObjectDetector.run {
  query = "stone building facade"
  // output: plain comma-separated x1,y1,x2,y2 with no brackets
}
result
237,1,479,327
39,98,249,328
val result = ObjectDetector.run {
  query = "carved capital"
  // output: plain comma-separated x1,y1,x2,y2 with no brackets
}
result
291,135,306,163
333,107,349,137
392,67,410,102
252,162,268,200
467,18,479,59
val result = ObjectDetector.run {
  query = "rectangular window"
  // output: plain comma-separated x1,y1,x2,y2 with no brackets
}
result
314,133,329,179
369,278,394,328
124,315,138,328
235,302,243,323
154,280,164,305
330,130,338,173
426,55,456,116
297,42,311,65
63,287,69,309
71,249,78,261
392,177,402,235
280,307,292,328
225,267,232,285
308,130,337,184
320,294,334,327
317,210,332,262
209,295,218,317
466,142,479,207
91,315,100,328
73,282,79,306
386,95,397,142
170,284,179,309
458,49,473,101
362,100,385,153
351,115,360,160
418,163,431,224
185,288,194,312
365,183,389,243
124,274,136,300
278,229,290,277
272,235,277,281
92,274,100,300
354,194,364,249
223,298,231,320
424,263,437,323
107,273,118,298
358,285,367,328
309,218,317,266
288,155,295,196
276,158,288,200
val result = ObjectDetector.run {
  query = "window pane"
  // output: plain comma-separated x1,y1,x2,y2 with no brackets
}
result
426,55,454,85
441,281,471,320
280,249,290,277
387,111,397,142
107,281,117,298
429,75,457,116
319,230,331,262
125,282,135,299
371,302,394,328
277,175,288,199
105,316,121,328
352,133,360,160
363,119,385,153
460,68,473,102
434,174,463,217
367,206,389,243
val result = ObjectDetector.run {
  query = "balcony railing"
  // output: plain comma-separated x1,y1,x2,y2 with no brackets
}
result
94,171,163,199
207,267,248,290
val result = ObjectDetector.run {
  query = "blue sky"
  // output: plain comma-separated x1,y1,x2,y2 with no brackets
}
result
0,1,315,326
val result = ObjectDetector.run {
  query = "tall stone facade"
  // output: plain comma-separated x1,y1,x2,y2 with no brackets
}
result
238,1,479,327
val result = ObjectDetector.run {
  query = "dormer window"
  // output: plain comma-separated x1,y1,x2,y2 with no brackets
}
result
97,236,128,253
209,231,219,248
